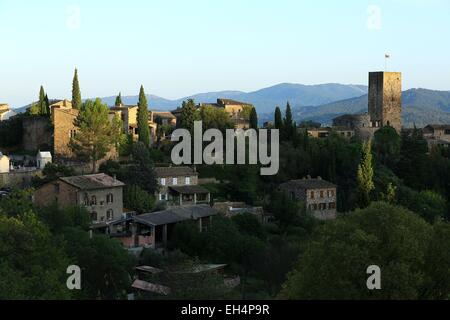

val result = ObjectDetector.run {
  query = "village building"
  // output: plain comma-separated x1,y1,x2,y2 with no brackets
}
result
423,124,450,148
172,98,253,130
34,173,125,226
36,151,52,169
279,177,337,220
49,99,73,113
154,166,211,206
110,104,176,143
113,204,218,249
306,127,355,139
200,98,253,129
0,104,17,121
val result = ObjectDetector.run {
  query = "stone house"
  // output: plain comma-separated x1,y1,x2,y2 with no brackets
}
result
113,205,218,249
154,166,211,206
279,177,337,220
307,127,355,139
34,173,125,226
423,125,450,148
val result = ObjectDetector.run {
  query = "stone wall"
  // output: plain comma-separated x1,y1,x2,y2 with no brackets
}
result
22,117,53,152
0,169,43,188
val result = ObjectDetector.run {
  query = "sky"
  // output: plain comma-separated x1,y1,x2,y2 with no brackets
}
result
0,0,449,107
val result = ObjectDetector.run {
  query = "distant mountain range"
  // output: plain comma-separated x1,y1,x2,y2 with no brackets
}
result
99,83,369,114
14,83,450,128
282,88,450,128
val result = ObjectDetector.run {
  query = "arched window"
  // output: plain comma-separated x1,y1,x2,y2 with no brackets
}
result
107,209,114,221
107,193,114,204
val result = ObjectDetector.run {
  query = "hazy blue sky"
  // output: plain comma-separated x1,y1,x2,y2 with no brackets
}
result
0,0,449,107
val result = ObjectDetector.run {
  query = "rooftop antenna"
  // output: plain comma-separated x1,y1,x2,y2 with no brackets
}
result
385,53,391,71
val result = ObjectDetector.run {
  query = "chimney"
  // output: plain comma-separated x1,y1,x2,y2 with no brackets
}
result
318,176,322,180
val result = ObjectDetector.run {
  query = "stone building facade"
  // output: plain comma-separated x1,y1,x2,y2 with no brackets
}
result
34,173,125,226
52,108,79,158
154,166,210,206
279,177,337,220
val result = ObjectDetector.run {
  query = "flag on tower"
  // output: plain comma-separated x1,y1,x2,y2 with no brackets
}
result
385,53,391,59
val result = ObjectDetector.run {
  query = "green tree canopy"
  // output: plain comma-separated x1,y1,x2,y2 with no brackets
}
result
69,98,119,173
179,99,198,132
280,202,436,300
357,141,375,208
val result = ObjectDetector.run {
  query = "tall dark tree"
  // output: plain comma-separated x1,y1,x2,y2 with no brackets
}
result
283,102,294,138
137,85,150,147
72,68,82,110
38,86,47,115
249,107,258,130
44,94,50,115
274,107,283,131
115,92,122,106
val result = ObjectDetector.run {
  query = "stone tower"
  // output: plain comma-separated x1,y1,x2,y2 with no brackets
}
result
368,72,402,133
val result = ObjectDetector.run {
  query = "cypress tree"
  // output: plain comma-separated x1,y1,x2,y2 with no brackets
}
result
38,86,46,115
137,85,150,147
115,92,122,106
44,94,50,115
274,106,283,131
249,107,258,129
284,102,294,138
72,68,82,109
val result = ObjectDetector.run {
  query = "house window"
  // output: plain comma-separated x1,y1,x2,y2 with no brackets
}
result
91,212,98,222
185,177,191,185
161,178,166,186
90,196,97,206
310,191,315,199
173,178,178,185
320,191,324,198
107,209,114,221
159,193,167,201
83,193,89,206
106,193,114,204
